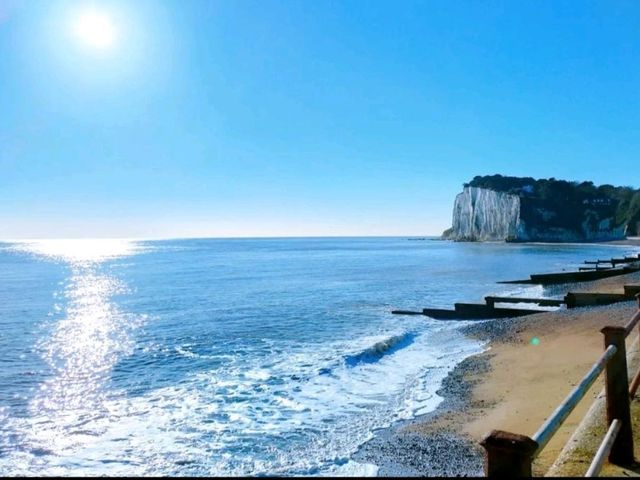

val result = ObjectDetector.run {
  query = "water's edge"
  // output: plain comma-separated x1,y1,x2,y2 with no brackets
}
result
351,338,488,476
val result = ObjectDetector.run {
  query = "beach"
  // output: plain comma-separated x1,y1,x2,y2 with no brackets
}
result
3,238,640,476
357,267,640,477
5,0,640,473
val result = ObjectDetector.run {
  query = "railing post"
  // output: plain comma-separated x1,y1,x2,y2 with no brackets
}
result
601,326,634,465
480,430,538,477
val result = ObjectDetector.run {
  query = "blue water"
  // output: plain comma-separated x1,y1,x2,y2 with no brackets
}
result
1,237,638,476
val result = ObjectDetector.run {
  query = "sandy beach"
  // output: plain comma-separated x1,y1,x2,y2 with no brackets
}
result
461,301,638,475
359,266,640,476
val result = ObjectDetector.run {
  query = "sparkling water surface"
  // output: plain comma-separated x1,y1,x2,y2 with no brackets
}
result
0,237,638,476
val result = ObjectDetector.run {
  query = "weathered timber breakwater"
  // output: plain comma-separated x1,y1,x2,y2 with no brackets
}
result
499,264,640,285
392,253,640,320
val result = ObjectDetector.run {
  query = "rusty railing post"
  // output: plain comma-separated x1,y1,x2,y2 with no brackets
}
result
601,326,634,465
480,430,538,477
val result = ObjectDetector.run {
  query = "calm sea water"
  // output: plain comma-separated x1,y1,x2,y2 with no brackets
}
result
1,237,638,476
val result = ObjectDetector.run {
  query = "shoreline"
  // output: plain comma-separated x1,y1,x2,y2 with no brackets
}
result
438,237,640,247
356,268,640,477
352,351,488,476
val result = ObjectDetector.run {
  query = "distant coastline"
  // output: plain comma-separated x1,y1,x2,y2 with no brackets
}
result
443,175,640,243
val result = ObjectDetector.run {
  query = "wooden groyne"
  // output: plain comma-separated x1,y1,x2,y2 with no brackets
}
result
563,284,640,309
422,303,542,320
392,286,640,319
392,297,558,320
565,292,629,308
499,265,639,285
391,252,640,320
484,296,564,308
625,285,640,297
585,253,640,264
587,253,640,267
390,309,424,315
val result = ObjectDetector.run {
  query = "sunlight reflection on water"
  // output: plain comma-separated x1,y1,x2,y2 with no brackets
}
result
5,239,148,468
10,238,143,265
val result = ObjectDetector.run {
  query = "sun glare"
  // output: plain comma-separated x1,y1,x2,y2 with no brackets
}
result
74,10,115,49
12,239,140,265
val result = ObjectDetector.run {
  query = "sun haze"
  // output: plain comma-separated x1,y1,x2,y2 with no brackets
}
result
73,9,115,49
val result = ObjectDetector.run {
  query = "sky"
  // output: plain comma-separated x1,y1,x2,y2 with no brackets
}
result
1,0,639,239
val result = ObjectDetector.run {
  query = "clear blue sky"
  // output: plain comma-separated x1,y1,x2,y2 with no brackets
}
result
1,0,639,238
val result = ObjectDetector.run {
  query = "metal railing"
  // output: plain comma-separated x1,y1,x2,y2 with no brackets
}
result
480,294,640,477
585,419,621,477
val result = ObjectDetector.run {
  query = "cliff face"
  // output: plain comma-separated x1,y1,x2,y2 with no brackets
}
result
445,187,521,241
443,186,626,242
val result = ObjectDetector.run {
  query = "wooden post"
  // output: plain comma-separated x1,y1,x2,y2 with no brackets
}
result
480,430,538,477
601,326,634,465
564,293,576,309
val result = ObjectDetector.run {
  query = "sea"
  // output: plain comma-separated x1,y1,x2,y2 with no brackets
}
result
1,237,638,476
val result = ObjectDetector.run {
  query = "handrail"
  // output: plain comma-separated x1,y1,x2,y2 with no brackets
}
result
624,309,640,337
531,345,618,456
585,419,621,477
630,366,640,398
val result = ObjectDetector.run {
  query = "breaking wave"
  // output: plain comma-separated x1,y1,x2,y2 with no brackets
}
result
344,332,416,367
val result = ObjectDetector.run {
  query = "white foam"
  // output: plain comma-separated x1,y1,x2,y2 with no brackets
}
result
0,318,484,476
329,460,379,477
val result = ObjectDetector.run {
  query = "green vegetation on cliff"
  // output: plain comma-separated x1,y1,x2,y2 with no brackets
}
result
464,174,640,236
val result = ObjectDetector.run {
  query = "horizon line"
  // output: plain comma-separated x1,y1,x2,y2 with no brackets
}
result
0,234,443,242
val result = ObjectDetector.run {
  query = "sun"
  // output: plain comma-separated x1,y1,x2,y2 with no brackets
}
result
74,10,116,49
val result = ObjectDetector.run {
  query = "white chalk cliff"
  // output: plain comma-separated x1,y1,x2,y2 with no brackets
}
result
444,187,521,241
443,186,625,242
